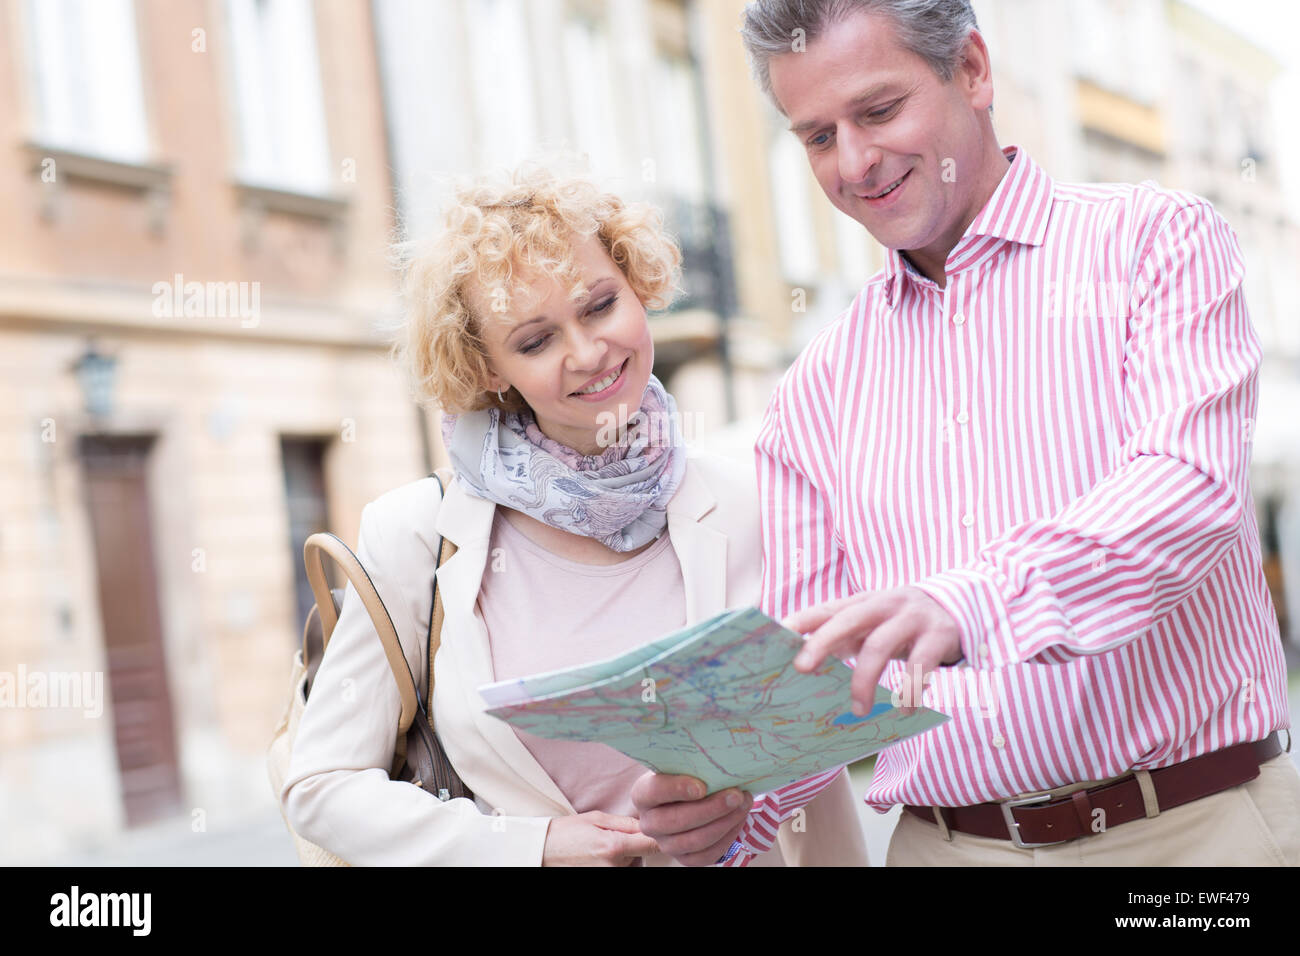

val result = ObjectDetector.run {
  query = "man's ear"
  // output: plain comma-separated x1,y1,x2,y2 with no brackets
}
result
958,29,994,111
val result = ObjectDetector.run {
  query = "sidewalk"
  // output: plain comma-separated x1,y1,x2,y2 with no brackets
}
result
40,805,299,867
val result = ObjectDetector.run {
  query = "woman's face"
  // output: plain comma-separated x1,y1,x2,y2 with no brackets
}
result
475,235,655,456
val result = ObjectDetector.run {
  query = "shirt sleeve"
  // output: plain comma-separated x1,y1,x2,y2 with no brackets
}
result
718,364,860,866
755,374,858,621
914,199,1262,666
717,766,854,866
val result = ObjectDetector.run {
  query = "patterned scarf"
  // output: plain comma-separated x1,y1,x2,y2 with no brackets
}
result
440,375,686,552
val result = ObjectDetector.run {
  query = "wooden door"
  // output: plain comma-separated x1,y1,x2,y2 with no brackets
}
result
80,434,183,827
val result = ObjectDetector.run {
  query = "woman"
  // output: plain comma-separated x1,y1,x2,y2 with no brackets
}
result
281,165,869,866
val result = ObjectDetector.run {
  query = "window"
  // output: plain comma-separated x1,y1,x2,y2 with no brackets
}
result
468,0,539,169
648,52,707,203
1071,0,1161,105
562,13,620,178
768,117,820,285
24,0,149,162
225,0,331,194
371,0,469,241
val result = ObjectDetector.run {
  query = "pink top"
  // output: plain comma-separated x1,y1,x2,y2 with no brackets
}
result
477,508,687,817
751,144,1286,823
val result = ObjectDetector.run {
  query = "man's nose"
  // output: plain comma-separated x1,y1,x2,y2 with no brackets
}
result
837,124,882,186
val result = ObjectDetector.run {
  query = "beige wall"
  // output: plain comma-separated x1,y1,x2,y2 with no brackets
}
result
0,0,430,856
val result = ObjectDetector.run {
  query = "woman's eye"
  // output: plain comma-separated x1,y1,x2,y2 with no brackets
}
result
519,334,549,354
590,294,617,314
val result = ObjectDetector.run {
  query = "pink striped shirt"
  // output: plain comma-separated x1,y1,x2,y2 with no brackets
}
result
752,144,1288,817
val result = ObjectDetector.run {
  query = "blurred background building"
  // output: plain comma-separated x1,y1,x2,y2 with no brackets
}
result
0,0,1295,865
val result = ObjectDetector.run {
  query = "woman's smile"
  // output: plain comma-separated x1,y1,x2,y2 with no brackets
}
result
570,358,629,400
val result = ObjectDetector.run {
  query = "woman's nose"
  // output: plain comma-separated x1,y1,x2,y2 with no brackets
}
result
566,328,607,372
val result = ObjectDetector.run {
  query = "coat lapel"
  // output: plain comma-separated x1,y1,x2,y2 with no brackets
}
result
430,458,729,814
432,479,574,814
665,460,728,624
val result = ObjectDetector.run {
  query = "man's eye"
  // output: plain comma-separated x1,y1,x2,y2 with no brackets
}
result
867,101,900,120
808,131,832,149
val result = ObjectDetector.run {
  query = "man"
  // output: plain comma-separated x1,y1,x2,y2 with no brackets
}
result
633,0,1299,865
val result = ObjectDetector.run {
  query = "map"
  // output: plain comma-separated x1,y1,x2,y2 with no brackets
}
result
479,606,949,794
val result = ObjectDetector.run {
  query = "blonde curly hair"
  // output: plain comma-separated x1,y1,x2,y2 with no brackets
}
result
392,165,682,414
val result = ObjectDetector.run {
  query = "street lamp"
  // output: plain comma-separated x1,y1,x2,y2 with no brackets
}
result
71,340,119,420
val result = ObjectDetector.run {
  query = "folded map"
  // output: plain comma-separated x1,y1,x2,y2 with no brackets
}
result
478,606,949,795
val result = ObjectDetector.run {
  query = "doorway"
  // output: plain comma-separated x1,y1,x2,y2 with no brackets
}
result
79,434,183,827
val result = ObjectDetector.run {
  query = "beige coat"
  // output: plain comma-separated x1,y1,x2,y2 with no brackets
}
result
282,451,869,866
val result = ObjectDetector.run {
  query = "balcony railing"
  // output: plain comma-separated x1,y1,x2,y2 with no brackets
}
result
655,195,737,320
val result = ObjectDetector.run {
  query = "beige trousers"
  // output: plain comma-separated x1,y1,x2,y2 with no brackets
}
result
886,752,1300,866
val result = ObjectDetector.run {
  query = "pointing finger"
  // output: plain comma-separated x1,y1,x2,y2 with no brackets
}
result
783,593,867,634
795,599,891,672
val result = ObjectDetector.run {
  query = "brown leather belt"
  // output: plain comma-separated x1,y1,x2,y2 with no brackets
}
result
903,733,1284,848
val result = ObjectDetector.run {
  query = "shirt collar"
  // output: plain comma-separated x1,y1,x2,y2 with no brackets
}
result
883,144,1054,305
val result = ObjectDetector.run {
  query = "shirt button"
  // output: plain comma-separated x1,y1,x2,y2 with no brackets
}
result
956,411,969,425
953,312,966,326
961,514,975,527
978,644,990,658
992,734,1006,749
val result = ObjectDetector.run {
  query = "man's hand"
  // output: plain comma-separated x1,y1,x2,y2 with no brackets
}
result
788,586,964,716
631,772,753,866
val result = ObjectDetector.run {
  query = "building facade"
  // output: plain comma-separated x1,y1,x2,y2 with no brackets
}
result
0,0,424,857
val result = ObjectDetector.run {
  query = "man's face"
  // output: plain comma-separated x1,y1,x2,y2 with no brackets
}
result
769,9,994,258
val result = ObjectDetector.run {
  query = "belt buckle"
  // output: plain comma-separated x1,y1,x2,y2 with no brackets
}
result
999,792,1069,849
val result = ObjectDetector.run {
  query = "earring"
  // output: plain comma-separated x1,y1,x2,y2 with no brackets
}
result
496,387,505,402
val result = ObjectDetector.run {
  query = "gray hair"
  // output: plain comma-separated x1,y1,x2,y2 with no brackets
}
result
740,0,981,102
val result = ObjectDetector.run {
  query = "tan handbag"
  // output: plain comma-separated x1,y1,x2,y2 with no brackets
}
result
267,469,472,866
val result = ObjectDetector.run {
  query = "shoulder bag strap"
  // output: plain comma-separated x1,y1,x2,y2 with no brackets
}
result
303,532,420,736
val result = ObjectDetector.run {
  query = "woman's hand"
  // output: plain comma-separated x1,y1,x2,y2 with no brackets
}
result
631,773,753,866
541,811,660,866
